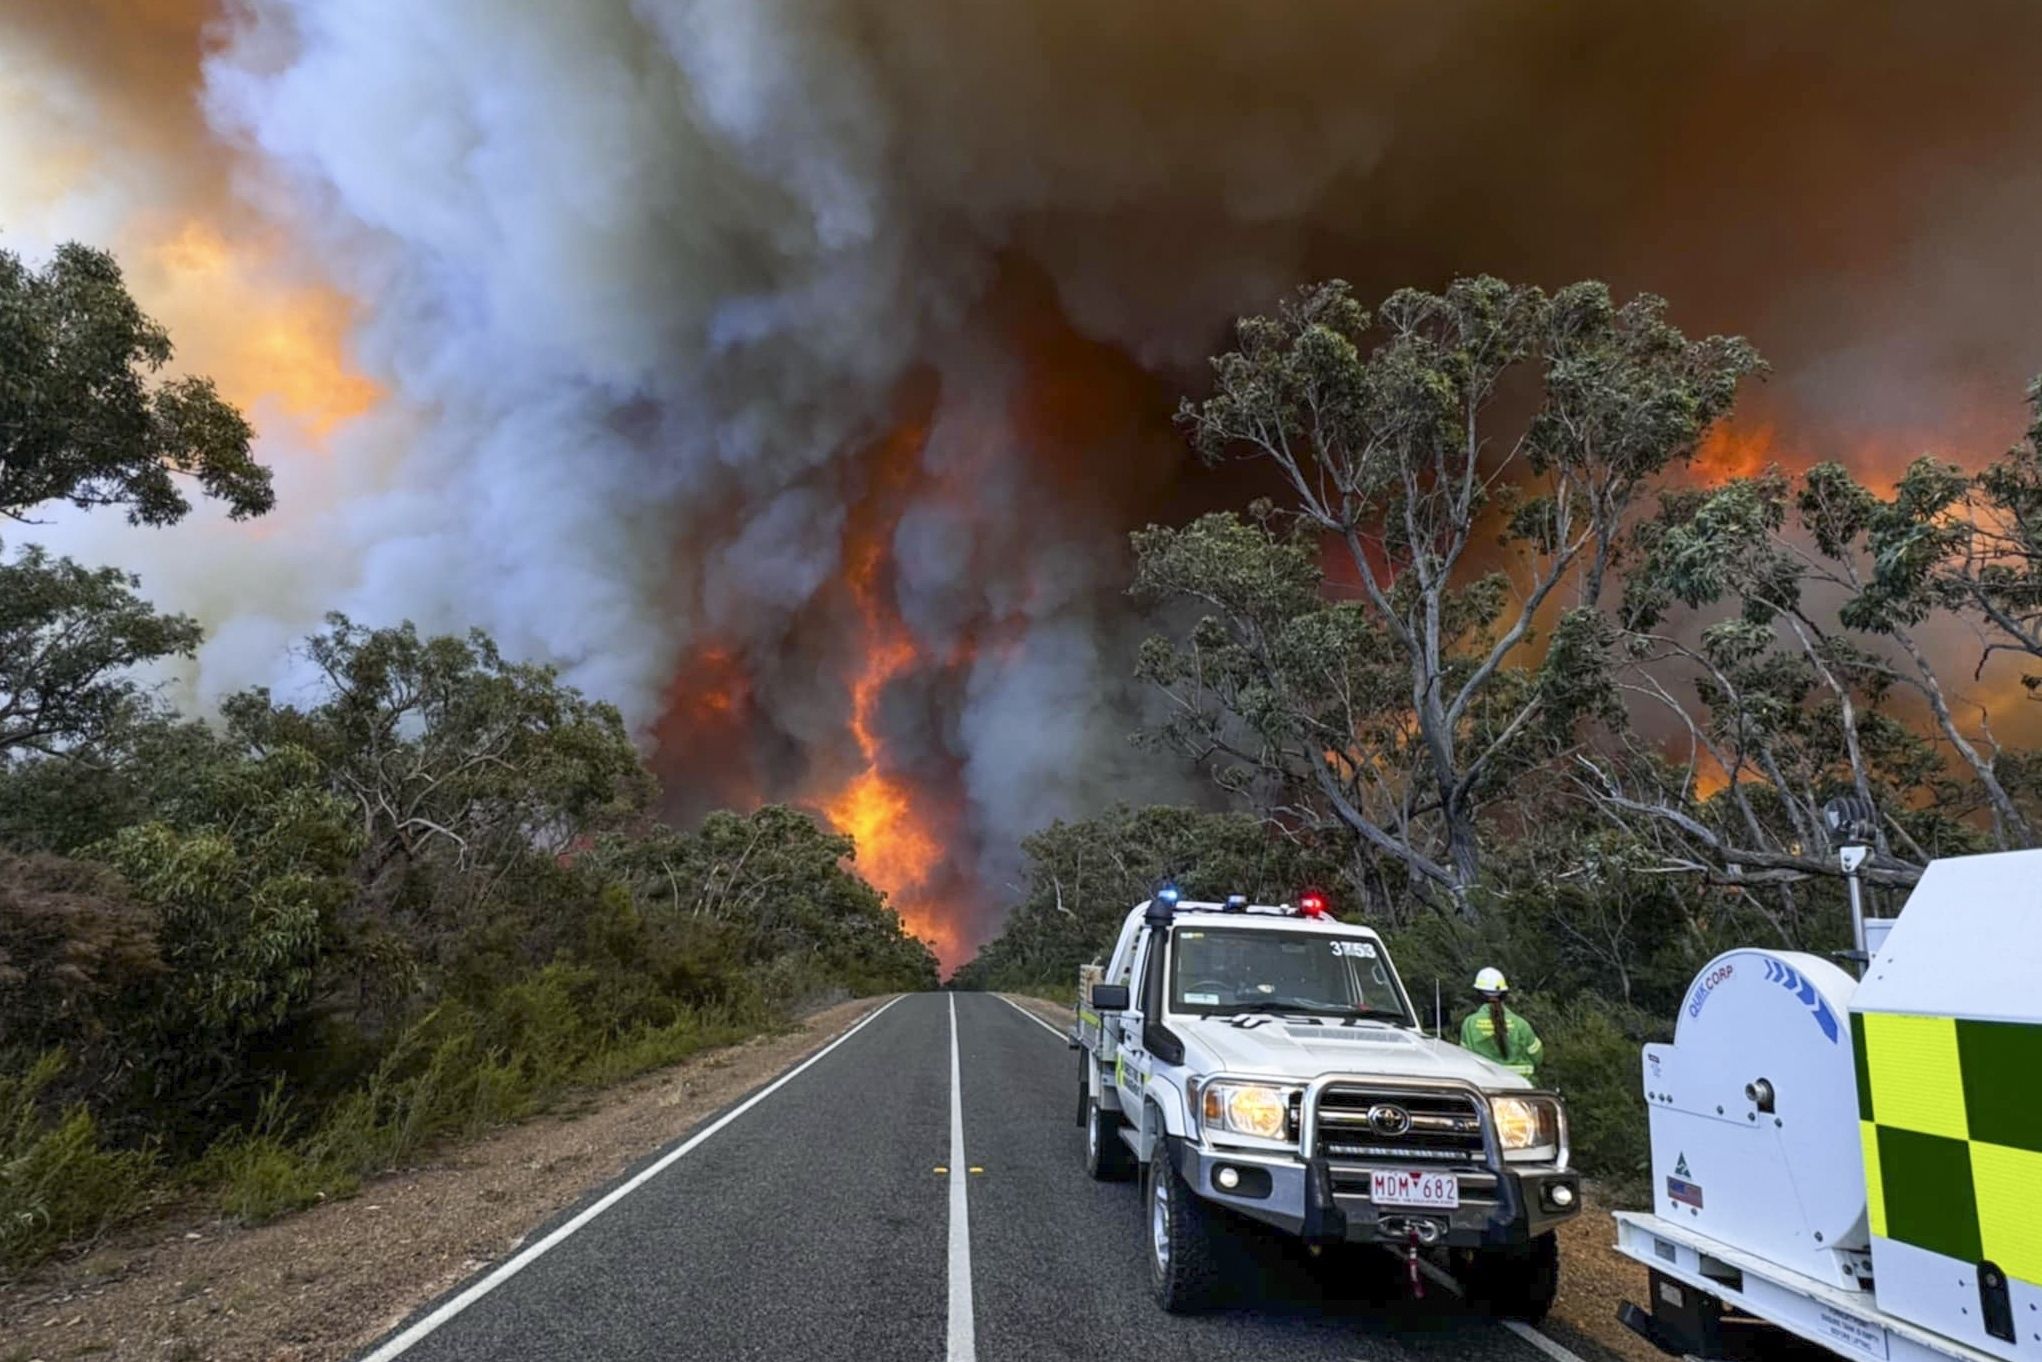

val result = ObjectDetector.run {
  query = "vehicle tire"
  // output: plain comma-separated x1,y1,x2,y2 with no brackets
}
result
1084,1092,1135,1181
1456,1231,1560,1323
1145,1148,1225,1312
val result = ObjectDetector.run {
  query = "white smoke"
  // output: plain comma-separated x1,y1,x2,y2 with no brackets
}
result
172,0,1432,931
12,0,2042,950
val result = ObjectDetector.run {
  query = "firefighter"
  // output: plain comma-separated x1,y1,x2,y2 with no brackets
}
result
1459,967,1543,1079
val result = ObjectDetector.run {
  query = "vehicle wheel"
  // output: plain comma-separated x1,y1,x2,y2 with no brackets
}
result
1456,1232,1560,1323
1084,1092,1134,1181
1146,1149,1225,1312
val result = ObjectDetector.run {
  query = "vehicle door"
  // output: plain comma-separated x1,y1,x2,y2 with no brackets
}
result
1114,929,1151,1112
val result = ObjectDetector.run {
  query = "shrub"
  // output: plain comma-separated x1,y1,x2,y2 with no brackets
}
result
309,1008,492,1174
0,854,163,1116
193,1083,350,1223
271,966,767,1190
204,1134,352,1223
0,1053,155,1276
1532,994,1663,1196
574,1012,753,1089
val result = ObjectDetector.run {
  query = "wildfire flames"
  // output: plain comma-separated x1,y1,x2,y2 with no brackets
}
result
818,418,967,968
1694,422,1782,485
822,585,952,962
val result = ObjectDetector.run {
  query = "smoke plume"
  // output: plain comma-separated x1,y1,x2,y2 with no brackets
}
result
8,1,2042,959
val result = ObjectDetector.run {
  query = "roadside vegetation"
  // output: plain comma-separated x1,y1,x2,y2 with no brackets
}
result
961,279,2042,1189
0,241,937,1277
16,238,2042,1268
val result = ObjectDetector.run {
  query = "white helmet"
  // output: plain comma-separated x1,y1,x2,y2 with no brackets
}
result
1473,966,1509,995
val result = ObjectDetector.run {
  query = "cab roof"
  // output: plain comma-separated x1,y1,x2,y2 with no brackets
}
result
1128,900,1382,938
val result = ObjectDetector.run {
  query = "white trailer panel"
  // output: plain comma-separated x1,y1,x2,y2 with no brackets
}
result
1616,1211,2009,1362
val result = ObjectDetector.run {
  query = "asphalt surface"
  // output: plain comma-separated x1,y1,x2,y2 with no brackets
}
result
363,992,1559,1362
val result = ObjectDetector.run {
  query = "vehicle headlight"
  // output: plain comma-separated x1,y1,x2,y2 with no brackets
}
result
1490,1095,1564,1164
1201,1082,1294,1141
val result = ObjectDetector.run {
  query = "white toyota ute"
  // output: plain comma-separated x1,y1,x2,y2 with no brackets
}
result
1071,893,1580,1316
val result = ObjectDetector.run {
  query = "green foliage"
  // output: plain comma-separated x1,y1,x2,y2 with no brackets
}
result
0,241,270,526
72,742,359,1138
1158,276,1763,908
0,622,933,1269
1531,996,1659,1196
0,545,204,756
190,972,739,1225
99,755,353,1016
195,1083,349,1223
1600,452,2036,895
204,1133,347,1224
589,804,940,997
1,1053,155,1278
203,965,762,1223
0,715,227,854
222,616,652,964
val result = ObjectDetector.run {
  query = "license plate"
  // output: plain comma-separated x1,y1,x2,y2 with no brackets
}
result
1370,1169,1459,1209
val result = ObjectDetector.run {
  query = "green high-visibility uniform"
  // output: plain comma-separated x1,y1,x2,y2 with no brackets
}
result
1460,1005,1544,1079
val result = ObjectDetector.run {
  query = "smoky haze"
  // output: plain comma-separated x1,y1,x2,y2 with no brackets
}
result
7,0,2042,957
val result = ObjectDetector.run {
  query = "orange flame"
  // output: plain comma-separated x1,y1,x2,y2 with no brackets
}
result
819,418,962,968
646,642,763,820
673,645,749,725
1690,756,1734,799
1694,422,1780,484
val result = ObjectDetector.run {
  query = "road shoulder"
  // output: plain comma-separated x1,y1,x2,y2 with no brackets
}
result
0,997,891,1362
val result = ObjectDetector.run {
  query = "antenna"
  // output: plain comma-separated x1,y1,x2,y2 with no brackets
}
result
1434,978,1443,1039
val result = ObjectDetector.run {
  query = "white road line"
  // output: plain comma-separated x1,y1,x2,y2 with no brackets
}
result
995,993,1069,1039
947,993,978,1362
1500,1319,1589,1362
1415,1258,1590,1362
360,995,906,1362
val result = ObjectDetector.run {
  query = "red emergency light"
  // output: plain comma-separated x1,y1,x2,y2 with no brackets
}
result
1298,889,1332,919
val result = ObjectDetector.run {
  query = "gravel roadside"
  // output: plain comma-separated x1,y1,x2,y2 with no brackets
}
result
0,997,890,1362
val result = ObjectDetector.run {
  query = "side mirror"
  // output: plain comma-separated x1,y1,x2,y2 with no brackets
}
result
1089,984,1131,1012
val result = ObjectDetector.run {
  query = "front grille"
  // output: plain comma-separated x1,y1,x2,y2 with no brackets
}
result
1312,1086,1488,1167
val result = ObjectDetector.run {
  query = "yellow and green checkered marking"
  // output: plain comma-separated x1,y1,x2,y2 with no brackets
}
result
1853,1011,2042,1285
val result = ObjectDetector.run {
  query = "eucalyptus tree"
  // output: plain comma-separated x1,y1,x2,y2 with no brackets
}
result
2,238,269,763
2,241,267,526
1578,456,2034,910
1144,277,1761,912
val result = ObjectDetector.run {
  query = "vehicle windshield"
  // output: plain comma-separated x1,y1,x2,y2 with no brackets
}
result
1168,926,1412,1023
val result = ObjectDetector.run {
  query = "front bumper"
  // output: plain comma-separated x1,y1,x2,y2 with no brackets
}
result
1167,1136,1580,1248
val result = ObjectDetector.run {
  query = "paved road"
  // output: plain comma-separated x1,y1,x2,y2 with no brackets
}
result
361,992,1560,1362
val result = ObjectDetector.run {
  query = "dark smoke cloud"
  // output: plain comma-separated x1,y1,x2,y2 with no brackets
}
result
9,0,2042,950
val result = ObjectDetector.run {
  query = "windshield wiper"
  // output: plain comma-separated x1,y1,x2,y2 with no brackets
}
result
1340,1010,1412,1026
1210,1001,1413,1027
1213,1000,1353,1018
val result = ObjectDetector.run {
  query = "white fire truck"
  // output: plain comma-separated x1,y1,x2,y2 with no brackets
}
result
1073,891,1581,1315
1615,841,2042,1362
